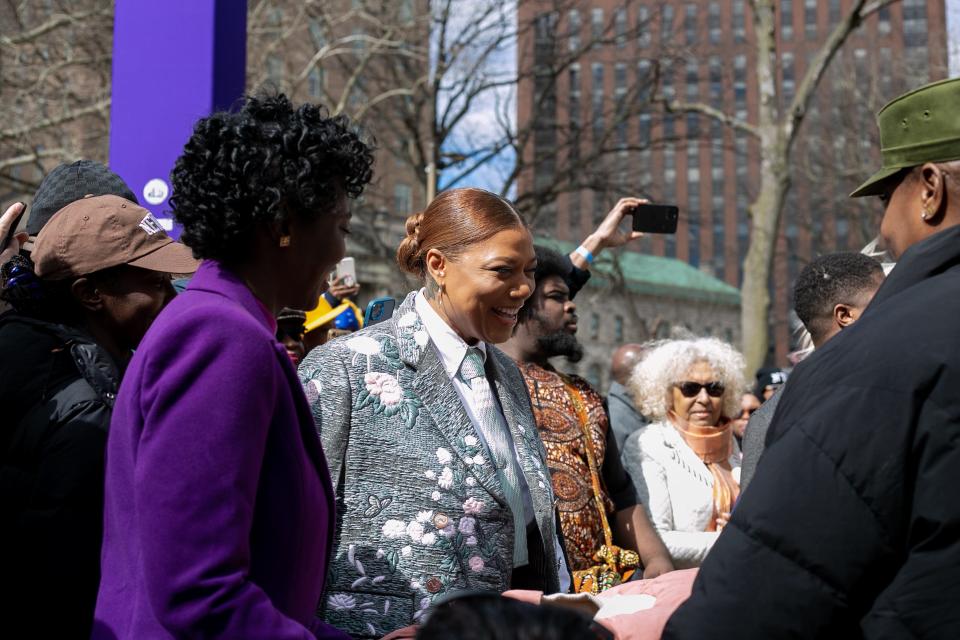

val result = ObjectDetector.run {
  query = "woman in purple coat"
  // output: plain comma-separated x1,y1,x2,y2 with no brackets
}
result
93,94,373,639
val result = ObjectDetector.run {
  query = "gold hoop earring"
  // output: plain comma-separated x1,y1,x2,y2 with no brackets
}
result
279,235,291,247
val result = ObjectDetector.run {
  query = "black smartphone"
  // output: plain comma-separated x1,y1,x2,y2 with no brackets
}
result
630,204,679,234
364,296,397,326
2,203,25,250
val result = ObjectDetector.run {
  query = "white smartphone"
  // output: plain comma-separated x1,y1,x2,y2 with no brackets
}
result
335,257,357,287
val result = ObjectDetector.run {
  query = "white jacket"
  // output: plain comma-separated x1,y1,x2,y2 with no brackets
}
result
621,420,741,568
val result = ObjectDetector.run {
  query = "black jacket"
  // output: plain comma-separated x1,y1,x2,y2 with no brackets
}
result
0,313,119,638
664,226,960,639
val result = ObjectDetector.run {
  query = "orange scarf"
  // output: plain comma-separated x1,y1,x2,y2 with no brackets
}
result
668,413,740,532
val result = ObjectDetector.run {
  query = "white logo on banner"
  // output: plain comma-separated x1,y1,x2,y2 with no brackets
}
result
143,178,169,206
139,212,165,236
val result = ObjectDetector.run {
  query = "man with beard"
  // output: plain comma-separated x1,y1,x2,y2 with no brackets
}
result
501,246,673,589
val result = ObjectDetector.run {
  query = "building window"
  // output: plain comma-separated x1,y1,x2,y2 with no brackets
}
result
664,143,676,258
308,67,324,98
684,3,697,44
637,58,653,100
780,0,793,40
804,0,817,39
615,63,627,148
568,9,581,51
587,363,602,389
708,55,723,107
688,144,701,267
569,63,581,129
782,52,795,104
660,3,674,43
829,0,841,24
877,5,891,35
591,62,604,137
732,0,746,43
394,183,412,214
266,55,284,85
592,7,604,40
685,60,699,136
614,7,627,48
614,315,624,341
638,5,651,47
903,0,927,47
733,54,747,120
590,312,600,339
399,0,414,24
708,2,721,44
309,18,326,48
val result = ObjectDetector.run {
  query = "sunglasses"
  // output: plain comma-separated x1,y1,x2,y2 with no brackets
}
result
677,381,725,398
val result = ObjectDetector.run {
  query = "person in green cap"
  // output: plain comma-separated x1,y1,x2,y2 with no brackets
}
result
662,77,960,638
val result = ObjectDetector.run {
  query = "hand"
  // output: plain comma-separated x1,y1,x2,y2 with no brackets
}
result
641,554,674,579
0,202,28,266
589,197,648,251
327,274,360,302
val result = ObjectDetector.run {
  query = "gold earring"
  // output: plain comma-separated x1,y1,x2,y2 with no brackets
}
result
279,235,291,247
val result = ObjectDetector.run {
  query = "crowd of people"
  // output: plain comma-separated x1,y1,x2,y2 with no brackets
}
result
1,76,958,639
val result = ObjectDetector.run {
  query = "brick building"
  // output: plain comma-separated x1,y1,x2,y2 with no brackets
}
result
518,0,949,366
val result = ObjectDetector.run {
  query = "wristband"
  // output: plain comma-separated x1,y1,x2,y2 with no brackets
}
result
575,245,594,265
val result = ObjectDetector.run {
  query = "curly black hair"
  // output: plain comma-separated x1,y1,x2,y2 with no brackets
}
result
170,93,374,264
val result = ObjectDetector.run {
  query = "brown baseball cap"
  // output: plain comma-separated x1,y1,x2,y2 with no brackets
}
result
33,194,199,280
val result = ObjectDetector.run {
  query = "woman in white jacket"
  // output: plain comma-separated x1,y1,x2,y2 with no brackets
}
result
621,338,747,568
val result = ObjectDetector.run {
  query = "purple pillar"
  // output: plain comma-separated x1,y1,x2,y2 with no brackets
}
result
109,0,247,237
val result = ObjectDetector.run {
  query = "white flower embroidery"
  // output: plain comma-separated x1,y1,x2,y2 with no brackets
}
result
438,467,454,489
364,372,403,406
421,532,437,545
431,491,442,501
376,548,385,559
468,556,485,572
466,536,478,547
465,477,477,487
398,312,419,328
424,470,436,480
413,329,430,347
416,510,434,523
328,594,357,610
406,521,425,542
458,517,477,535
436,448,453,464
472,454,486,466
462,497,485,515
401,545,413,557
382,519,406,539
464,435,478,447
532,458,541,469
347,335,381,356
538,481,546,489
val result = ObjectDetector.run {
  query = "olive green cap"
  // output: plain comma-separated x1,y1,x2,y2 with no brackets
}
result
851,77,960,198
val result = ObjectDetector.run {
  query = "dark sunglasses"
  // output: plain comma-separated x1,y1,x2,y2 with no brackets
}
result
677,381,725,398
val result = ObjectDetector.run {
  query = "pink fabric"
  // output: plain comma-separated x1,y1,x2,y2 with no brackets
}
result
504,569,698,640
379,570,698,640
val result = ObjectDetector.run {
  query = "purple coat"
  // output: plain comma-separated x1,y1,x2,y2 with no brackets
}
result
93,261,347,639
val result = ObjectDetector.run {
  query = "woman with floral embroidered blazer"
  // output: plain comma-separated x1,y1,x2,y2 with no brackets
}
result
299,188,567,638
621,338,747,569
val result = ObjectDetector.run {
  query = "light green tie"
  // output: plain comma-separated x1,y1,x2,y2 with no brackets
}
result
459,347,528,566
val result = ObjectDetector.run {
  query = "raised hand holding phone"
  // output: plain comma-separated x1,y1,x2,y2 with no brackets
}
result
570,197,647,270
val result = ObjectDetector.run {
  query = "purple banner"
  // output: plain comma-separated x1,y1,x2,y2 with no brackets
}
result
109,0,247,238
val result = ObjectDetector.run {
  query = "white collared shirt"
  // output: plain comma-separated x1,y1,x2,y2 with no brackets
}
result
414,290,571,591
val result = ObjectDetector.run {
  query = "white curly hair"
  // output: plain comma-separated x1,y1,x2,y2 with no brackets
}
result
628,337,748,421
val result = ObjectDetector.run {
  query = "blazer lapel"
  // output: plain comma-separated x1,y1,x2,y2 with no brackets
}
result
395,294,507,506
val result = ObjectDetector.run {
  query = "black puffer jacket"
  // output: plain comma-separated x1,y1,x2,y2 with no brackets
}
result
0,312,119,638
665,225,960,639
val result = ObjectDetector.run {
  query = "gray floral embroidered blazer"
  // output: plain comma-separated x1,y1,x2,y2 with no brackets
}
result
298,292,561,638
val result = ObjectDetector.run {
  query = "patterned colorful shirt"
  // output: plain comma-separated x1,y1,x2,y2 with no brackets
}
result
517,362,616,571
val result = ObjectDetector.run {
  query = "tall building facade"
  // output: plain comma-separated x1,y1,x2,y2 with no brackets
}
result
518,0,949,365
